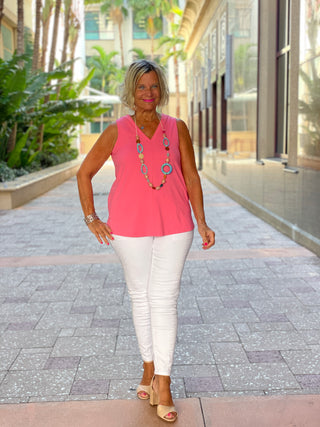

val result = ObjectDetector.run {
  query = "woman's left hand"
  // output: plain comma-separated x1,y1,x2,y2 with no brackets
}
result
198,223,215,250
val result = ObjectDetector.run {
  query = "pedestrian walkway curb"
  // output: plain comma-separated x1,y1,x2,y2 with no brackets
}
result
0,394,320,427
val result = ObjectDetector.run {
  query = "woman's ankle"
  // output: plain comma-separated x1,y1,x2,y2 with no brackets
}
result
153,375,174,405
154,374,171,385
140,361,154,385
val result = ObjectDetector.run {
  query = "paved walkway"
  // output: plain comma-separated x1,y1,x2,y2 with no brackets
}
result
0,162,320,426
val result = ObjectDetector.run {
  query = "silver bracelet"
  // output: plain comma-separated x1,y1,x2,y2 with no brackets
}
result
84,212,99,225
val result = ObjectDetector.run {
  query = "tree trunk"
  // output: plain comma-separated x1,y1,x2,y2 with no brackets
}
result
0,0,4,59
10,0,24,153
32,0,42,72
151,34,154,60
7,122,17,153
41,0,61,149
61,0,71,64
41,0,53,70
57,0,71,98
69,12,80,78
118,21,124,67
17,0,24,55
48,0,61,72
37,124,44,151
69,32,78,78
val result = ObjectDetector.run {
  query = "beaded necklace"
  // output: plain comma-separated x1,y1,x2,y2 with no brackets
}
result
133,114,173,190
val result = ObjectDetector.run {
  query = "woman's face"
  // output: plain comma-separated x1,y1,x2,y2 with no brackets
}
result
134,71,161,112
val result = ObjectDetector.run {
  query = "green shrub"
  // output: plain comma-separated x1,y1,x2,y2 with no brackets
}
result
0,53,107,182
0,161,16,182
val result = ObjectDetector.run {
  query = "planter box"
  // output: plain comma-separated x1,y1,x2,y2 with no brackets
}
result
0,159,82,210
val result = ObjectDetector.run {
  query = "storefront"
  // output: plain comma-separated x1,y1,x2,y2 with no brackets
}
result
181,0,320,255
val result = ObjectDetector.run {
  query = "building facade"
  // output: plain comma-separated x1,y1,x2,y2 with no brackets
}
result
0,0,33,60
83,4,188,133
180,0,320,255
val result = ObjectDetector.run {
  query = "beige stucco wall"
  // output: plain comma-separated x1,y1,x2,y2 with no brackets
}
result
3,0,33,30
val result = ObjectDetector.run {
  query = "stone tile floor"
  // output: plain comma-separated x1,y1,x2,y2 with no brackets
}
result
0,161,319,407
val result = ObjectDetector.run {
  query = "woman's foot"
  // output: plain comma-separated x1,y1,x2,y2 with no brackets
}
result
137,361,154,400
151,375,177,422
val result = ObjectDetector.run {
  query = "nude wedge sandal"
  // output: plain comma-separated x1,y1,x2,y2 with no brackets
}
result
136,383,151,400
150,377,177,422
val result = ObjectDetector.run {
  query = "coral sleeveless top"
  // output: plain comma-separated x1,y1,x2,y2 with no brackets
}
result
107,114,194,237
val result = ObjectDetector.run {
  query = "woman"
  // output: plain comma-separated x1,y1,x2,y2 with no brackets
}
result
77,60,215,423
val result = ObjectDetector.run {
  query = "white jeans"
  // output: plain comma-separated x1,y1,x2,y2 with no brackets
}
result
111,231,193,376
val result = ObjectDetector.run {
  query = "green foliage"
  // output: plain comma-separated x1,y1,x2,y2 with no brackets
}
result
100,0,128,21
233,43,258,93
0,161,29,183
0,52,108,180
86,46,126,93
0,161,16,182
156,5,186,64
129,0,163,40
130,47,147,60
158,34,186,63
7,128,33,169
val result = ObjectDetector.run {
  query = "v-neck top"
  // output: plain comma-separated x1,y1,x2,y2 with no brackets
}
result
107,114,194,237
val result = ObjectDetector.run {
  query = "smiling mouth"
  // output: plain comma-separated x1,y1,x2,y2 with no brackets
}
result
143,99,154,102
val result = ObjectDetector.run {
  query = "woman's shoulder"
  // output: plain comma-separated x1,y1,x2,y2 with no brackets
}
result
117,114,132,123
98,121,118,142
162,114,186,126
161,114,176,127
162,115,188,132
116,114,134,128
175,118,188,128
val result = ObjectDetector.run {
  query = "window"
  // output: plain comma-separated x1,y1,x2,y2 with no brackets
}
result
211,29,217,71
1,24,14,60
276,0,290,155
297,0,320,169
234,7,251,38
100,15,114,40
201,67,206,109
85,12,99,40
133,14,163,39
133,15,148,39
194,74,199,106
90,121,109,133
220,13,226,62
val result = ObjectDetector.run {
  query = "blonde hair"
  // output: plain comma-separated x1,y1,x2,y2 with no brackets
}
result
121,60,169,110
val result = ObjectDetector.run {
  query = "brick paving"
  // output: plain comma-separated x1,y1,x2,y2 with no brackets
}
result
0,161,320,408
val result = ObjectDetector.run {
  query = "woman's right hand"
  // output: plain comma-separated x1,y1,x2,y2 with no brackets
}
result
87,220,114,245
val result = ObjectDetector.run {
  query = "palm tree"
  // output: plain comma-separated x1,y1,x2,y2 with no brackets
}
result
32,0,42,72
130,0,167,60
130,47,147,60
69,11,81,78
48,0,62,72
41,0,54,70
61,0,72,65
8,0,25,152
158,6,186,118
39,0,62,150
87,46,121,93
0,0,4,59
100,0,128,68
17,0,24,55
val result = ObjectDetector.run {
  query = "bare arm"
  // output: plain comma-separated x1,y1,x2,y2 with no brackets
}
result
177,119,215,250
77,123,117,245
